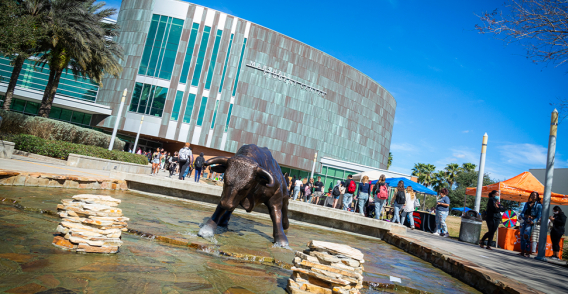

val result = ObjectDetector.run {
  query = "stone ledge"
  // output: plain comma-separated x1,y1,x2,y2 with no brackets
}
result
13,150,67,165
67,154,151,174
383,233,544,294
0,169,127,190
0,140,15,159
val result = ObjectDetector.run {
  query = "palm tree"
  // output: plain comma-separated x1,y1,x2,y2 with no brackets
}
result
411,163,424,180
431,171,448,195
1,0,49,110
444,163,460,190
37,0,122,117
420,164,436,188
462,163,476,173
387,152,393,169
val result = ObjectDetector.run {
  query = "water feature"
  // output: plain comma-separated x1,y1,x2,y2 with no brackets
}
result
0,186,479,293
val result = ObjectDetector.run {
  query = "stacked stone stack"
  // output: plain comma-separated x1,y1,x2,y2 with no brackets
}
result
287,240,365,294
52,194,128,253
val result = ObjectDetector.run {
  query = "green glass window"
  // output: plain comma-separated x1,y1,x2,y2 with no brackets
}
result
138,14,184,81
171,90,184,121
23,101,39,115
179,23,200,84
196,96,208,126
204,29,223,90
71,112,85,124
49,107,62,119
210,99,219,129
183,93,196,123
231,38,247,96
59,109,72,121
10,99,26,112
218,34,234,93
82,113,92,125
191,26,212,87
224,103,233,132
0,57,99,102
129,82,168,117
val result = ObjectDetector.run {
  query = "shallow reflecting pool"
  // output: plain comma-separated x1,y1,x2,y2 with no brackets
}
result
0,186,479,293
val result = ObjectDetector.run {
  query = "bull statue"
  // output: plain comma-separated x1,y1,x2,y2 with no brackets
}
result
198,144,290,247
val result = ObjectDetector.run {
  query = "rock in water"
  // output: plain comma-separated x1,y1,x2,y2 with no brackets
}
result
287,240,364,294
52,194,128,254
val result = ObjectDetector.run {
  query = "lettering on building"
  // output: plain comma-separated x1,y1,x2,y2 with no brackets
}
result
246,61,327,96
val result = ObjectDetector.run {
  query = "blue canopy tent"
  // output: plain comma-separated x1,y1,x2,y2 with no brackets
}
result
451,207,471,212
371,177,437,196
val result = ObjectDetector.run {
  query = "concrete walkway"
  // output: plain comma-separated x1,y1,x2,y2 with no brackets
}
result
406,229,568,294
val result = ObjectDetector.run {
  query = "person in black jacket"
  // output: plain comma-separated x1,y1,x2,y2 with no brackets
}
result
479,190,506,250
391,180,406,224
549,206,567,260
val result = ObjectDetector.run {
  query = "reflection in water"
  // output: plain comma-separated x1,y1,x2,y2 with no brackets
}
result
0,186,479,294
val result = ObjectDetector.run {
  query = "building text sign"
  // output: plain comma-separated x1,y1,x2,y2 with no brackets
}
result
246,61,326,96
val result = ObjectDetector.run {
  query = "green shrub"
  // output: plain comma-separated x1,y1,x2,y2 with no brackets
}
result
0,109,125,150
5,134,148,165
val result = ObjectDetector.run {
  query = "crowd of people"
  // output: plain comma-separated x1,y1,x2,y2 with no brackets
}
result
134,143,221,183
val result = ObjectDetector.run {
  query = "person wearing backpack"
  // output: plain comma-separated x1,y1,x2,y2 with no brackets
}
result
194,152,205,183
334,181,346,209
355,176,371,216
372,174,389,220
343,175,356,211
178,143,192,180
391,180,406,224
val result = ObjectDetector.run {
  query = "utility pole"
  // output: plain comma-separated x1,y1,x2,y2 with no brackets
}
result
109,89,127,151
310,152,318,181
133,116,144,154
536,109,558,261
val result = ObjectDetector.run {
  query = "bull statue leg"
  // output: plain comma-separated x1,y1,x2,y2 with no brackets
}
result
198,205,231,238
218,210,233,227
266,200,289,247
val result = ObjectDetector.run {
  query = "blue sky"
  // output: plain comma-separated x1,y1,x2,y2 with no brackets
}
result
106,0,567,181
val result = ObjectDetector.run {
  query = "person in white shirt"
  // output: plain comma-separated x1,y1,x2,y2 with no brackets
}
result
401,186,416,229
292,177,302,200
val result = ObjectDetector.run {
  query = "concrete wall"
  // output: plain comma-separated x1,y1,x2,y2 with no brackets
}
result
0,140,15,159
67,154,151,174
113,171,407,239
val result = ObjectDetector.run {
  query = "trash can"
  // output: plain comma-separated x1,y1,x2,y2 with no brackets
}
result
458,210,482,244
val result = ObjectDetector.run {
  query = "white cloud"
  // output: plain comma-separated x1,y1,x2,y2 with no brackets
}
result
462,130,470,133
498,144,547,166
390,143,417,152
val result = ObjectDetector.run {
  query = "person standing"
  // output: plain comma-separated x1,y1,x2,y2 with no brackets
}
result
549,206,566,260
178,143,192,180
372,174,389,220
479,190,505,249
151,148,161,176
355,176,371,216
193,152,205,183
519,191,542,258
168,152,179,178
434,188,450,237
313,177,324,204
304,178,313,203
343,175,356,211
160,150,166,170
401,186,416,229
391,180,406,223
182,147,194,180
335,181,346,209
292,176,302,201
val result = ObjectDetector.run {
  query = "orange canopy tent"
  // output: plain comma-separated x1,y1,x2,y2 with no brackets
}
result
465,172,568,205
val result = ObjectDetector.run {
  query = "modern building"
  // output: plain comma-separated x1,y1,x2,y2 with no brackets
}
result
0,0,400,188
529,168,568,217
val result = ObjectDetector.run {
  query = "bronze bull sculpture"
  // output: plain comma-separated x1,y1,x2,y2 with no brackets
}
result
197,144,290,247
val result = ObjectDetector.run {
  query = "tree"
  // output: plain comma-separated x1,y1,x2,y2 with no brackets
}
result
412,163,436,188
0,0,48,110
461,163,476,173
444,163,460,190
448,171,495,211
431,171,449,195
476,0,568,68
387,152,393,169
36,0,122,117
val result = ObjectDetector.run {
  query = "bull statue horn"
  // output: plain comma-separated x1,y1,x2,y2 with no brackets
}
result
204,156,229,166
256,167,275,188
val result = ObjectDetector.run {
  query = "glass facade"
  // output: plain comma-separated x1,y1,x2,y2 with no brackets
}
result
231,38,247,97
182,93,196,123
138,14,184,80
196,96,208,126
179,23,200,84
191,26,212,87
171,90,184,121
224,103,233,132
280,165,356,192
0,57,99,102
204,29,223,90
129,82,168,117
210,99,219,129
218,34,234,93
1,97,92,127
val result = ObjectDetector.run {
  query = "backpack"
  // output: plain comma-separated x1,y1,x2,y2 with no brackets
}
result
347,180,356,193
377,184,388,199
396,191,406,205
195,156,204,169
304,185,311,197
179,148,189,161
332,186,341,196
